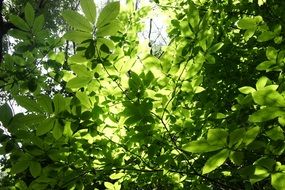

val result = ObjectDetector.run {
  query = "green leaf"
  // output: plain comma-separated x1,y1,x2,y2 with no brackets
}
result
250,166,269,184
11,157,30,174
182,139,223,153
239,86,256,94
110,173,125,180
52,120,63,140
32,15,44,34
229,151,244,165
104,182,114,189
254,157,276,171
80,0,97,23
256,76,269,90
252,89,285,107
36,118,55,136
208,42,224,53
29,161,41,178
63,31,92,43
0,103,13,126
66,77,91,89
243,126,260,146
257,31,275,42
96,21,120,37
237,17,257,30
14,96,43,113
70,64,91,77
229,128,246,148
76,91,92,108
24,3,35,26
9,15,30,31
207,128,228,146
202,149,229,174
249,107,285,122
271,173,285,190
37,95,53,114
266,126,284,141
96,2,120,28
53,94,66,114
266,47,278,60
62,10,92,32
256,60,275,71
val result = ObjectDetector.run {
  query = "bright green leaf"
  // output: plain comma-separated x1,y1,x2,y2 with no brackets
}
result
64,30,93,43
207,128,228,146
239,86,256,94
257,31,275,42
182,139,223,153
243,126,260,146
104,182,114,189
237,17,257,30
252,89,285,107
271,173,285,190
80,0,97,23
266,126,284,141
53,94,66,114
208,42,224,53
256,76,269,90
110,173,125,180
66,77,91,89
76,91,92,108
202,149,229,174
96,2,120,28
249,107,285,122
62,10,92,32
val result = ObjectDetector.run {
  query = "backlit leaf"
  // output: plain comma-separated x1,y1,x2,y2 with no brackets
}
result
207,128,228,146
80,0,97,23
36,118,55,136
96,2,120,28
62,10,92,32
271,173,285,190
249,107,285,122
252,89,285,107
182,139,223,153
243,126,260,146
202,149,229,174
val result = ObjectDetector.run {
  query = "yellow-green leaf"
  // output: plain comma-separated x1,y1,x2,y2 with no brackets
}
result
202,149,229,174
80,0,97,24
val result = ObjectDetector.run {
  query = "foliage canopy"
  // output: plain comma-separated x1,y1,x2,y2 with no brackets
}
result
1,0,285,189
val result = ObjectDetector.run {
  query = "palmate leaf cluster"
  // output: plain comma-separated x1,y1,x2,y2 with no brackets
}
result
1,0,285,189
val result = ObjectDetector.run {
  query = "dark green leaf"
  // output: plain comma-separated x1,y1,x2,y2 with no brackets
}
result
52,120,63,140
53,94,66,114
0,103,13,126
9,15,30,31
24,3,35,26
14,96,43,113
266,126,284,141
36,118,55,136
29,161,41,178
32,15,44,34
242,126,260,146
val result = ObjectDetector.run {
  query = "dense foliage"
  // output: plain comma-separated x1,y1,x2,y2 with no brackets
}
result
1,0,285,189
